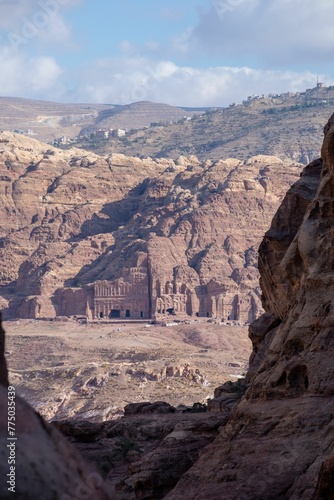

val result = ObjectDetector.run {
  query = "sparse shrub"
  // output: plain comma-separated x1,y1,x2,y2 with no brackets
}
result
182,402,207,413
119,137,131,146
113,437,142,460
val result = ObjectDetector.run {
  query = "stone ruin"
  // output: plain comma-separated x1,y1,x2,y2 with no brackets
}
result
93,267,149,320
49,265,259,323
13,261,260,323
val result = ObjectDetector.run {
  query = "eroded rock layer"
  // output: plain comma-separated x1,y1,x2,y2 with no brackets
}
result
0,132,301,323
165,115,334,499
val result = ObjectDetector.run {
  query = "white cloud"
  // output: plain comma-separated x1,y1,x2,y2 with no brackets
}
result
159,7,184,21
144,40,160,52
0,0,331,107
187,0,334,68
66,57,323,106
0,48,64,98
119,40,135,54
0,0,81,50
172,27,194,55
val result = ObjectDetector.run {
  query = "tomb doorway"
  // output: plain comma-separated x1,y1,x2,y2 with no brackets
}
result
109,309,121,318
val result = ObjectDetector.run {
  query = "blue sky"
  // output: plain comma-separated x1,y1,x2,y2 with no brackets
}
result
0,0,333,106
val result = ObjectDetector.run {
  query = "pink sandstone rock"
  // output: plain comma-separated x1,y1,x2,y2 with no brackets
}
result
0,134,302,324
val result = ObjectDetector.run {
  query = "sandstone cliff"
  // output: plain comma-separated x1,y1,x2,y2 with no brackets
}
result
164,115,334,499
0,131,301,324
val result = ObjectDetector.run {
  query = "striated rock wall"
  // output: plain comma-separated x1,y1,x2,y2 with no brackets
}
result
49,155,301,324
165,114,334,499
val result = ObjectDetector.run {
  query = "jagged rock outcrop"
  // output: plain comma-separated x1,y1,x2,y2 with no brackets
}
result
54,409,230,500
164,114,334,499
124,401,176,415
0,132,302,324
49,380,243,499
0,316,115,499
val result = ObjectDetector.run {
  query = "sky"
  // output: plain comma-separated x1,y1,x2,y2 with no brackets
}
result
0,0,333,107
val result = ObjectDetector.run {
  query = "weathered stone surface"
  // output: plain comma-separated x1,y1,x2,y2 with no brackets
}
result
313,456,334,499
124,401,176,415
0,133,302,324
164,113,334,499
258,158,322,322
4,115,334,499
207,379,247,413
55,411,229,500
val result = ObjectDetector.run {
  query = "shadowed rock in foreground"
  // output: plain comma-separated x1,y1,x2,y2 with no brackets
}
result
164,114,334,499
52,382,246,499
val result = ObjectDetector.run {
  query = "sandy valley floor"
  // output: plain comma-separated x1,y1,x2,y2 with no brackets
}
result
4,319,251,422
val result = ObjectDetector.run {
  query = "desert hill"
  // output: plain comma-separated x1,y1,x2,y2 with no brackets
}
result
5,319,251,422
81,90,334,164
0,96,111,142
0,131,301,324
0,97,202,143
79,100,203,137
152,114,334,500
46,109,334,500
1,87,334,165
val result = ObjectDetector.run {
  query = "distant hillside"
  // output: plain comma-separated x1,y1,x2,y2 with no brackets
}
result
0,97,111,142
77,90,334,164
0,97,203,143
79,101,204,137
2,87,334,164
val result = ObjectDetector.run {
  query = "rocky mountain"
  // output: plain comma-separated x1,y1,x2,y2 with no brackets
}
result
0,131,302,323
3,112,334,500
